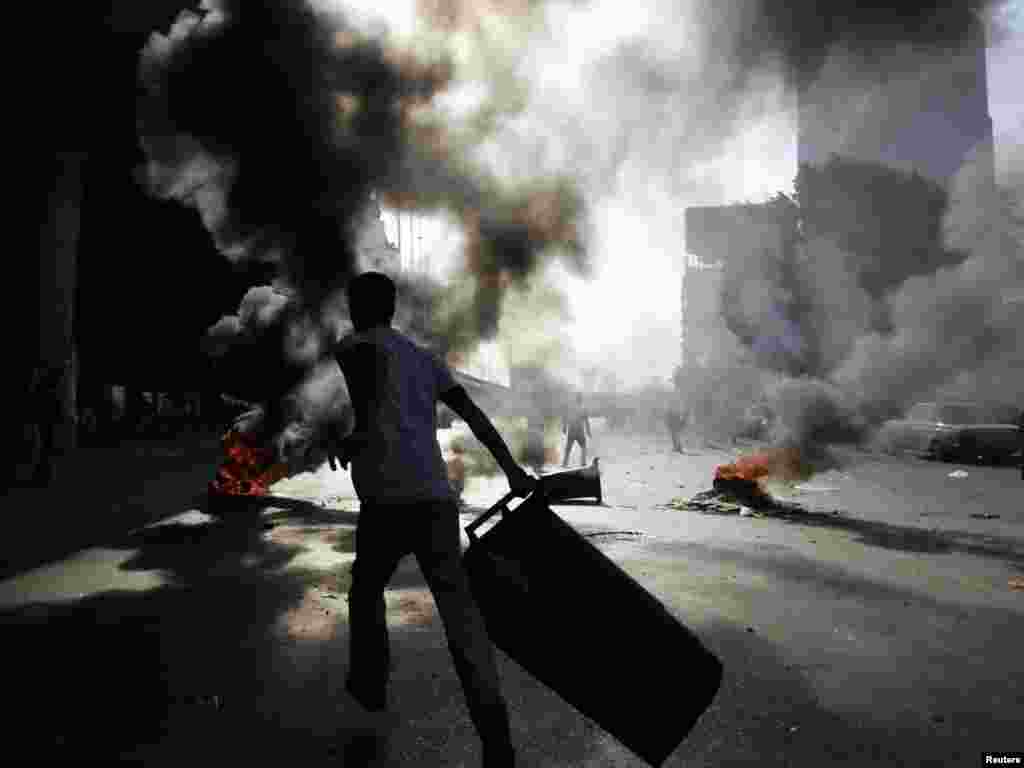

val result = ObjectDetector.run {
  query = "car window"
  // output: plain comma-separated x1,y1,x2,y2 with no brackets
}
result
936,405,979,424
908,404,933,420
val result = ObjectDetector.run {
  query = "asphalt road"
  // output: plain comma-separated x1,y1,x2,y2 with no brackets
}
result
1,424,1021,766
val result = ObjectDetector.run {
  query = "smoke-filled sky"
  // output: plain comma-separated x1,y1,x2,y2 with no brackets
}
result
327,0,1022,391
140,0,1021,403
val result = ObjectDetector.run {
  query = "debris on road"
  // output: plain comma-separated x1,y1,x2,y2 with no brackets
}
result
583,530,645,540
664,494,741,515
662,487,794,516
663,471,806,517
948,470,969,478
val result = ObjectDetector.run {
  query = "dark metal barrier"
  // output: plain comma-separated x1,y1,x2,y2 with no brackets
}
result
463,491,723,766
538,458,603,504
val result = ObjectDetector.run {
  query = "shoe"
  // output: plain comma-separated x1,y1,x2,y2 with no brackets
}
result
336,706,399,765
345,680,388,713
483,745,516,768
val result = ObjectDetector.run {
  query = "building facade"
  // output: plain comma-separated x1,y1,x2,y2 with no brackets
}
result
682,201,797,371
797,17,995,194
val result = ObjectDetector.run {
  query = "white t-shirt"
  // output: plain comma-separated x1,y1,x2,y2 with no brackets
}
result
336,326,458,504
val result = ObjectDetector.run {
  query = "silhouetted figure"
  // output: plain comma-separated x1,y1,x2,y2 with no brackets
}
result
27,363,66,487
328,271,535,768
523,414,547,472
446,440,468,504
665,406,688,453
562,393,591,468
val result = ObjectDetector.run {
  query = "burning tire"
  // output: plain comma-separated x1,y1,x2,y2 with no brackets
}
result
207,428,290,517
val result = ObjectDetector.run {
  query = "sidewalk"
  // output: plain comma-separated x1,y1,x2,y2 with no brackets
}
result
1,430,225,580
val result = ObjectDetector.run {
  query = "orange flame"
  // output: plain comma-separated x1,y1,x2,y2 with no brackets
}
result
714,446,808,485
209,429,290,497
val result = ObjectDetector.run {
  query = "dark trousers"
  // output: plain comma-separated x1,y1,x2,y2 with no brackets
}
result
31,419,58,485
347,498,514,761
669,428,682,452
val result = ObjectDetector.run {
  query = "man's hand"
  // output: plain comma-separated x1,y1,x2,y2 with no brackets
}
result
326,440,347,471
323,421,346,471
326,433,370,471
507,465,537,498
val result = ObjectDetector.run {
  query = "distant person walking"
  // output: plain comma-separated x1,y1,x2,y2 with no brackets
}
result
328,271,535,768
27,363,66,487
665,405,688,453
523,414,547,473
562,393,592,468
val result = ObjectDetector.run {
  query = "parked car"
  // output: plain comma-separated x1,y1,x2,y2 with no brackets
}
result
875,401,1021,464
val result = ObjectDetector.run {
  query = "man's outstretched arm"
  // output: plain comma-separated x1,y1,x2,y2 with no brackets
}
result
440,385,536,497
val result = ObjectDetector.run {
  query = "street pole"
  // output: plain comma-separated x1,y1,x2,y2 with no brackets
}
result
39,150,85,453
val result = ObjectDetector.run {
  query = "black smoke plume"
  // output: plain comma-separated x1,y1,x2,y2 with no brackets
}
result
719,157,1022,451
138,0,586,367
714,0,1009,87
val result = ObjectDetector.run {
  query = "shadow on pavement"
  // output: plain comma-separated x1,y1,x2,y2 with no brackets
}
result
0,489,629,765
757,506,1024,564
0,431,225,580
666,616,1016,767
6,479,1019,766
207,493,362,528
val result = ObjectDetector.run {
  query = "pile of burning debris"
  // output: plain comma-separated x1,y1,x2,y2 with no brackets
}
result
209,428,290,498
667,446,813,516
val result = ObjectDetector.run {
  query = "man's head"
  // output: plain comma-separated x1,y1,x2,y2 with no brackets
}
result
347,271,396,332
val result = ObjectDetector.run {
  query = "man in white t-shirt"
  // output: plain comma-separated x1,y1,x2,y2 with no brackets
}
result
329,271,535,768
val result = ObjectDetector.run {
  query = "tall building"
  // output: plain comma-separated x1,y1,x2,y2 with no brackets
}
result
356,195,401,274
682,202,796,370
679,256,727,370
797,17,995,193
682,16,1002,376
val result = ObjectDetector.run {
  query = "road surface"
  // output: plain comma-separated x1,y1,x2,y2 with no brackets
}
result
1,422,1021,765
